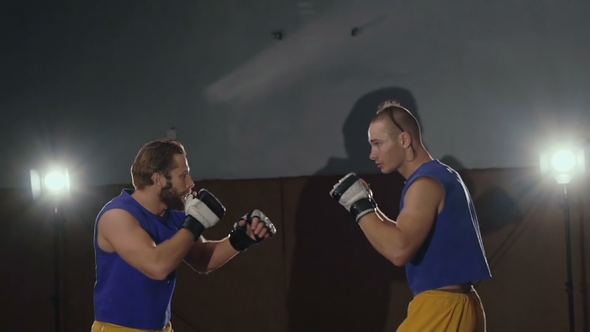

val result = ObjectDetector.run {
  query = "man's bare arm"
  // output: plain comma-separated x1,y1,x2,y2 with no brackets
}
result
357,177,443,266
183,215,275,273
97,208,195,280
375,206,396,224
183,236,240,274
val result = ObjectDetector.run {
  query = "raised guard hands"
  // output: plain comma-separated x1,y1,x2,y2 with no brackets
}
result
181,189,227,240
330,172,377,223
229,209,277,251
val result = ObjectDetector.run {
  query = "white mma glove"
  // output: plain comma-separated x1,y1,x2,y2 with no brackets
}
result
329,172,377,222
181,189,226,239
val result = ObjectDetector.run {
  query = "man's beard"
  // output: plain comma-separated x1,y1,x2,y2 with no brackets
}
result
159,182,186,211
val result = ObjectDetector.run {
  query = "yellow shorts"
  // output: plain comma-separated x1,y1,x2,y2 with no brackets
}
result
396,288,486,332
91,320,173,332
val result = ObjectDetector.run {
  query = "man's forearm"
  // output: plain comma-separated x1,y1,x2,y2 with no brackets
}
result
357,212,407,266
194,237,240,273
153,228,196,278
375,207,396,224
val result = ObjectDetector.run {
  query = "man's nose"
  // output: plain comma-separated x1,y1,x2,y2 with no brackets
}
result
369,150,377,161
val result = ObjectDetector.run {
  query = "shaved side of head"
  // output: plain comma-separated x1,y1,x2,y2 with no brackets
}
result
371,100,422,143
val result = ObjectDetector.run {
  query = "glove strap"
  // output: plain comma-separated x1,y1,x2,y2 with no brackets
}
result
229,226,256,251
351,198,377,223
181,215,206,240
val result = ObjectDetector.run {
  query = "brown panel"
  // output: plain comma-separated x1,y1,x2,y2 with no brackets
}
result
1,169,590,332
282,173,411,332
62,197,107,331
0,188,57,331
170,178,286,332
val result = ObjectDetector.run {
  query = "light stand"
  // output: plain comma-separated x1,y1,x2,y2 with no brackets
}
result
51,202,65,332
540,147,585,332
30,167,71,332
562,184,575,332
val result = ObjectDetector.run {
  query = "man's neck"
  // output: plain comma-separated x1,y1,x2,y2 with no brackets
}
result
131,189,167,217
398,147,434,180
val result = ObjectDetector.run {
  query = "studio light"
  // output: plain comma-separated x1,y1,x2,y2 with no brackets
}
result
30,167,71,200
540,147,585,185
45,170,70,192
29,165,71,332
540,146,586,332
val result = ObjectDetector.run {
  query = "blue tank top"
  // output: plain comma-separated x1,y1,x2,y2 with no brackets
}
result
93,189,186,329
400,160,492,296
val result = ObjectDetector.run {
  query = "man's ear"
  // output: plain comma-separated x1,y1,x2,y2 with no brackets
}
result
400,132,413,148
151,172,166,188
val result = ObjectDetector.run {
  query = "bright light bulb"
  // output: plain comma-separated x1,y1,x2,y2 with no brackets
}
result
45,171,67,192
551,150,576,173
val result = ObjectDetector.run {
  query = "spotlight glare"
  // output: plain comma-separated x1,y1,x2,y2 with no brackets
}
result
30,170,41,200
540,145,586,185
551,150,576,173
45,171,68,192
30,166,71,200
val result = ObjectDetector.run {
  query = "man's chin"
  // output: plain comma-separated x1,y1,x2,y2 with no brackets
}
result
380,167,394,174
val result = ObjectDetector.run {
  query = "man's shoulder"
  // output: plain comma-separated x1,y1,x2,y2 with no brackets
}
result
99,189,136,209
420,160,455,174
100,198,138,216
96,193,143,226
411,160,460,184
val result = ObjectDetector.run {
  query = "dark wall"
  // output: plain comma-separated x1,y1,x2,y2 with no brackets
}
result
2,1,590,188
0,168,589,332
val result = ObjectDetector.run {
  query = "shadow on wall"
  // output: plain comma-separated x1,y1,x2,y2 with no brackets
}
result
287,87,421,332
315,86,422,176
439,155,523,235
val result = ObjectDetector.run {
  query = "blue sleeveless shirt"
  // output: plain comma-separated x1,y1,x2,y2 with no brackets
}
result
400,160,492,296
93,189,186,329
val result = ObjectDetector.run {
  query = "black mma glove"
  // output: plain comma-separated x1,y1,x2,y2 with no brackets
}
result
181,189,226,240
229,209,277,252
329,172,377,223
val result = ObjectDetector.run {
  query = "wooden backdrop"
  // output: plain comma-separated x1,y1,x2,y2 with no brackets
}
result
0,167,588,331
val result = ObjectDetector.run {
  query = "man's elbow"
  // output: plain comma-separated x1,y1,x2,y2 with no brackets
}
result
143,261,174,281
199,267,216,275
190,265,214,275
195,263,219,275
389,255,410,267
386,249,413,267
145,266,169,281
182,259,213,275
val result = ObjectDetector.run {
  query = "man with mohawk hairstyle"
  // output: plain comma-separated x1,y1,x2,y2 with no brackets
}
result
329,100,491,332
